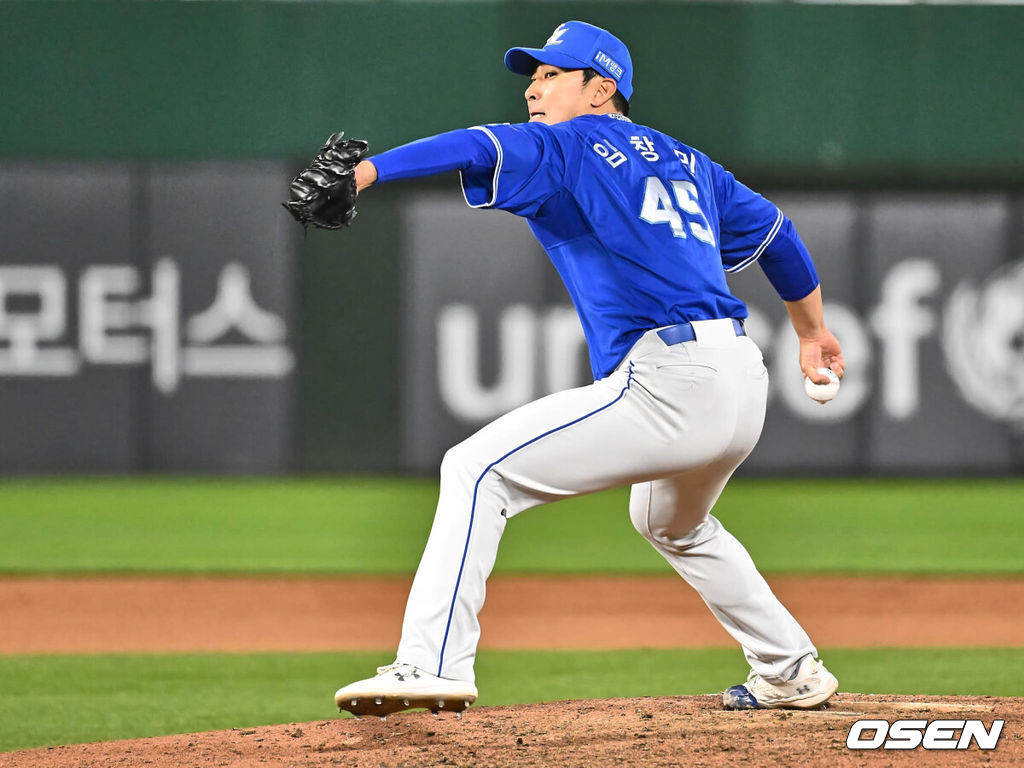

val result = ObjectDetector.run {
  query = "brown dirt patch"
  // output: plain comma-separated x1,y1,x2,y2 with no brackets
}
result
2,695,1020,768
2,574,1023,653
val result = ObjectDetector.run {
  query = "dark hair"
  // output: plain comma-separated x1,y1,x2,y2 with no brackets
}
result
580,68,630,116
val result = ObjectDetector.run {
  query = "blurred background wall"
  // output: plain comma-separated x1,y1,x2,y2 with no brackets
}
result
1,0,1022,475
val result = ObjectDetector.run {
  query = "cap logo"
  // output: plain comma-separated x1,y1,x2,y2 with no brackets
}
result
593,50,623,80
545,24,569,46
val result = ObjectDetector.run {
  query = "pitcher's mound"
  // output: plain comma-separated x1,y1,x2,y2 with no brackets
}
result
3,695,1020,767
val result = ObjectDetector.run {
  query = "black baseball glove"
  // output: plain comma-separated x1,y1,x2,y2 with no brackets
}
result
282,132,370,230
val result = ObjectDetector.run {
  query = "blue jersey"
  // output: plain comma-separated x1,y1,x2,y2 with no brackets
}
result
373,114,819,379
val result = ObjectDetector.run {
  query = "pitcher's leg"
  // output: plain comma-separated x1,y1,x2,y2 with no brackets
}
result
395,443,510,682
397,343,739,682
630,471,816,682
398,333,780,684
398,369,640,682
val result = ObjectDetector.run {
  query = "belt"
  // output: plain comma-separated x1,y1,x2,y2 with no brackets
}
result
656,318,745,346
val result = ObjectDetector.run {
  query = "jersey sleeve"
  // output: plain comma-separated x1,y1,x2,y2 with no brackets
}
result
712,163,819,301
459,122,574,217
370,129,499,183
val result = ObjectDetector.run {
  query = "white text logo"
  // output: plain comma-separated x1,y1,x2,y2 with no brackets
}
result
593,50,624,79
942,259,1024,430
0,260,293,393
846,719,1004,750
545,25,568,46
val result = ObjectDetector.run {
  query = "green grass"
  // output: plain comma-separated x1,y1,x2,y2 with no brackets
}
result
2,478,1018,754
0,647,1020,754
0,477,1022,575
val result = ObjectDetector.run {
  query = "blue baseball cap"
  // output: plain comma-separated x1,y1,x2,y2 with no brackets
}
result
504,21,633,102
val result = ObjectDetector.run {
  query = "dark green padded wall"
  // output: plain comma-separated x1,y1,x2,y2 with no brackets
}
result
3,2,1021,183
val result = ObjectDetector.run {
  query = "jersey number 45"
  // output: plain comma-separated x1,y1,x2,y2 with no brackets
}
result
639,176,716,247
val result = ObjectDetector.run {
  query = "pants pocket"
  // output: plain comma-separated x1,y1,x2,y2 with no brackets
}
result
653,363,719,392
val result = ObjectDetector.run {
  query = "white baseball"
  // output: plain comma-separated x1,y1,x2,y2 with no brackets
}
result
804,367,840,403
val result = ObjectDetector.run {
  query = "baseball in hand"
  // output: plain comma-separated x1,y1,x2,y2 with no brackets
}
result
804,367,840,404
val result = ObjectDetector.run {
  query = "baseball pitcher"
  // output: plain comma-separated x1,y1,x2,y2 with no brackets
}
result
286,20,845,717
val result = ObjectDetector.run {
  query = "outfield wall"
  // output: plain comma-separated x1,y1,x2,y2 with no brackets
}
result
1,166,1021,474
1,1,1022,474
394,188,1024,476
0,164,298,473
3,1,1022,185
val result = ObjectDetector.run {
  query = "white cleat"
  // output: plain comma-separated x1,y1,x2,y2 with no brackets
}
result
335,663,478,718
723,655,839,710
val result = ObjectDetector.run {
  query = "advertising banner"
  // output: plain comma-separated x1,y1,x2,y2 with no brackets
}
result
399,190,1023,475
0,164,297,472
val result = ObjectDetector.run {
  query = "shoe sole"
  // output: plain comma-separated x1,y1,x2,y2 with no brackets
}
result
337,694,477,717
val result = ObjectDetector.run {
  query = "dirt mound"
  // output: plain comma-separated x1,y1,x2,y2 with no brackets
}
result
3,695,1020,767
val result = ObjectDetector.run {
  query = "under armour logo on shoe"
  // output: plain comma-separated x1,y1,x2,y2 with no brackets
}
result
796,684,811,694
394,669,421,682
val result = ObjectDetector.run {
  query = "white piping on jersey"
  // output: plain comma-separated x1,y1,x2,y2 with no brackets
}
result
459,125,503,209
723,207,784,274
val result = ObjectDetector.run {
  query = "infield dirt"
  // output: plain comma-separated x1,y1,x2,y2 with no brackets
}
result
3,574,1024,652
2,695,1020,767
2,574,1022,765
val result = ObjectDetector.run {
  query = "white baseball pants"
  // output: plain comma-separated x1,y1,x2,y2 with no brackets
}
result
397,320,817,684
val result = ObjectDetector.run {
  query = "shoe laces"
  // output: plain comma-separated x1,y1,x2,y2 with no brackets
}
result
745,671,770,696
376,662,416,676
747,657,820,694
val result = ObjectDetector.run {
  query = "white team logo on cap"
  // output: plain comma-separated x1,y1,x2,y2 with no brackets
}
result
942,258,1024,430
546,24,569,46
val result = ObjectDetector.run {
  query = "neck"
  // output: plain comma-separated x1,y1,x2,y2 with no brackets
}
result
579,103,620,119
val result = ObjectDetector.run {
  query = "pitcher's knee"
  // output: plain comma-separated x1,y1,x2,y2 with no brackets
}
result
440,443,480,487
440,436,506,493
634,512,722,554
629,489,659,541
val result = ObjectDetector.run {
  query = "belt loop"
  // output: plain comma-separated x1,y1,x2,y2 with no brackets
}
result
658,318,745,347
